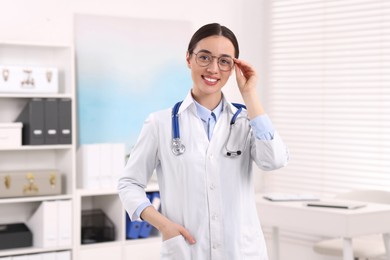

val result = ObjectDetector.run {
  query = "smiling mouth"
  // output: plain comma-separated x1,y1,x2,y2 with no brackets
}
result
202,76,219,83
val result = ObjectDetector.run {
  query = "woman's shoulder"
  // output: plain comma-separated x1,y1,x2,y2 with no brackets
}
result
147,107,172,123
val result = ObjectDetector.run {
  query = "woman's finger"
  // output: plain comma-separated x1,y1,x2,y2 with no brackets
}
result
179,227,196,245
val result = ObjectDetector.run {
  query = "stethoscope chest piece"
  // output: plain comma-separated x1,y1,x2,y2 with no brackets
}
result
172,138,185,156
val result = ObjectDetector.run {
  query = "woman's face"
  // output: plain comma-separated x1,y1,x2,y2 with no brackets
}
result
186,35,235,97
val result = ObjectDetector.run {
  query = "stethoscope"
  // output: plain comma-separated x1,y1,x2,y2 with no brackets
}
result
171,101,250,157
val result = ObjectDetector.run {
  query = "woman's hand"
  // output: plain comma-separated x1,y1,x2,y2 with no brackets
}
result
234,58,258,94
160,221,196,245
140,205,196,245
234,58,265,118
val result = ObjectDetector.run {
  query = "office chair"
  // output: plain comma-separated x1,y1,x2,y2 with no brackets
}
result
313,189,390,260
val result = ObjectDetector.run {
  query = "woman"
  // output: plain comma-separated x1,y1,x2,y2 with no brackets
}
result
118,23,289,260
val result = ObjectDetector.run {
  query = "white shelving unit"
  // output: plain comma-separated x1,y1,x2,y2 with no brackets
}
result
74,181,161,260
0,42,76,259
0,42,161,260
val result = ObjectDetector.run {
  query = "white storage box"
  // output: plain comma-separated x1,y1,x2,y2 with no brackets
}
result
0,65,59,93
0,122,22,148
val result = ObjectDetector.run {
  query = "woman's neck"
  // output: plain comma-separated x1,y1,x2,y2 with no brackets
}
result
191,89,222,111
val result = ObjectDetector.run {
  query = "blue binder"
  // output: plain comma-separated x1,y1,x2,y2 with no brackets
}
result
126,213,142,239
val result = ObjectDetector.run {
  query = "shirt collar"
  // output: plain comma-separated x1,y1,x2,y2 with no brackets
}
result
193,98,223,122
178,89,240,117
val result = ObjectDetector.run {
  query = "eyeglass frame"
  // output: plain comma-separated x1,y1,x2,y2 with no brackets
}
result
191,51,235,72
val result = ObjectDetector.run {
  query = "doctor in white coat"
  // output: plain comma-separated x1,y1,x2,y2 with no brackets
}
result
118,23,289,260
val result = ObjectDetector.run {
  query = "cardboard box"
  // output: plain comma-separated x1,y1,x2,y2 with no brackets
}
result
0,122,22,148
0,65,59,94
0,170,62,198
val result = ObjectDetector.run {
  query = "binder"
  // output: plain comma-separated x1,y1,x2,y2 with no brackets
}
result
77,144,100,189
56,251,71,260
126,213,142,239
15,98,44,145
26,254,41,260
27,200,59,247
41,252,56,260
99,143,112,188
11,256,29,260
43,98,59,144
58,99,72,144
111,143,125,187
57,200,72,247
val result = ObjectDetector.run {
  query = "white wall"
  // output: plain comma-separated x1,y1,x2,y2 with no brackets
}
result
0,0,245,97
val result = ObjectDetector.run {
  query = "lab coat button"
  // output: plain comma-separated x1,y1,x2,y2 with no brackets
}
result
212,244,218,249
210,184,215,190
212,214,218,220
208,154,213,159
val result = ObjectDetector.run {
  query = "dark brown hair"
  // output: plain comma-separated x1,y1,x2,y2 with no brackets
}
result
187,23,239,58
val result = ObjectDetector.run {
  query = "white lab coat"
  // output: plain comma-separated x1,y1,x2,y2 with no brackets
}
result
118,91,289,260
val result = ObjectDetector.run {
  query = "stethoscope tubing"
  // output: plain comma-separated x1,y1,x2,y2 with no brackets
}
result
171,101,247,156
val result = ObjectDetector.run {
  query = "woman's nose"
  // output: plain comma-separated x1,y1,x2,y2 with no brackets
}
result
206,58,219,73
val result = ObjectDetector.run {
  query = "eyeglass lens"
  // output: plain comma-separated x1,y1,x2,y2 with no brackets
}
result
194,51,234,71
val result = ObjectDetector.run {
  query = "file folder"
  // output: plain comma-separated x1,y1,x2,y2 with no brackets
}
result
44,98,59,144
41,252,57,260
26,254,41,260
56,250,71,260
57,200,72,246
126,213,142,239
27,200,59,247
15,98,44,145
58,99,72,144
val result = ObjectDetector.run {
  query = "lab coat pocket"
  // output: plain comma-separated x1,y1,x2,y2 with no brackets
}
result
160,235,191,260
242,229,268,260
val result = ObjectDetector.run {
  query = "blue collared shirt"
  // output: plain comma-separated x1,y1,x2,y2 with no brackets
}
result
193,98,275,141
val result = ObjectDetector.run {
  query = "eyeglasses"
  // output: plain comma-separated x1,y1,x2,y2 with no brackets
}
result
192,51,234,72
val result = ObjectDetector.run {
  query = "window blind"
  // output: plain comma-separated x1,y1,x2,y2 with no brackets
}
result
264,0,390,197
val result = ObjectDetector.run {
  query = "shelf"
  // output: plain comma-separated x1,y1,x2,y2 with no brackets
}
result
0,245,72,257
0,194,73,204
0,145,72,151
77,182,159,197
0,93,73,99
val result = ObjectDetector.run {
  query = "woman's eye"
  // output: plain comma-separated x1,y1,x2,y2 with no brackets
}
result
199,55,210,61
220,58,232,65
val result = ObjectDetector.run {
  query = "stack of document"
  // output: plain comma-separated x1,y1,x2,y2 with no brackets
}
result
263,192,319,202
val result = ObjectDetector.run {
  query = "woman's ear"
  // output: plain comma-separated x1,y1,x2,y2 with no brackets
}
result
186,52,191,69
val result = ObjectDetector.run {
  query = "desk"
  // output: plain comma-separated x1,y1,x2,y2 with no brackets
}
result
256,194,390,260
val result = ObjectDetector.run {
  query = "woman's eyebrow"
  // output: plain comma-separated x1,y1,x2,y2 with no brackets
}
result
197,49,233,58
